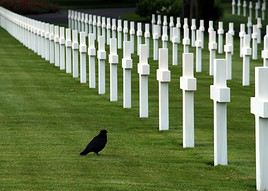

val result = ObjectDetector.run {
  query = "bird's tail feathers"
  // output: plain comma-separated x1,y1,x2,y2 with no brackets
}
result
80,151,88,156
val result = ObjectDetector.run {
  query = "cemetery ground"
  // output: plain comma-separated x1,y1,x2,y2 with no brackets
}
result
0,24,260,190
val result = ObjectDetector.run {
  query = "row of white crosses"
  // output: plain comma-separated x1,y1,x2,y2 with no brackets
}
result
67,11,159,114
0,7,148,119
152,14,236,77
232,0,266,20
152,14,268,175
0,7,161,129
0,4,259,127
69,10,207,70
151,15,206,64
151,15,205,46
68,10,267,187
69,9,264,81
67,9,266,137
246,16,262,38
239,17,264,87
1,6,268,190
179,50,231,166
0,5,219,146
152,14,240,55
68,10,151,57
0,3,186,162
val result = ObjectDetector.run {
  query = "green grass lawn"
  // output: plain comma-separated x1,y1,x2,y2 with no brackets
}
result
0,23,262,190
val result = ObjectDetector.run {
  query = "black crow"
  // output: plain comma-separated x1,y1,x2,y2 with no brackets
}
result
80,129,107,156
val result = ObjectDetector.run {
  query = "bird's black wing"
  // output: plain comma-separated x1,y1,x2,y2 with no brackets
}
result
80,135,100,155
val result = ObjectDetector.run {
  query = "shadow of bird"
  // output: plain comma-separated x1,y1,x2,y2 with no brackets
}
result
80,129,107,156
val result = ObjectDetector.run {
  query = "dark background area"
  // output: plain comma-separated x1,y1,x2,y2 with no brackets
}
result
0,0,223,25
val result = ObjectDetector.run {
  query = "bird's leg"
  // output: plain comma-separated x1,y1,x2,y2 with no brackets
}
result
95,152,99,156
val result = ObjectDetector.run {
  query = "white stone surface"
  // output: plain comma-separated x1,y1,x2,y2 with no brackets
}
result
157,48,170,131
109,38,119,102
183,26,190,53
54,25,60,67
208,20,214,34
122,41,133,108
81,13,85,31
49,24,55,64
69,10,73,29
74,12,78,30
59,27,66,70
191,19,196,47
106,17,111,45
157,15,162,35
262,35,268,67
237,0,241,15
217,22,224,54
89,14,93,33
97,16,101,38
65,28,72,74
169,16,174,41
176,17,181,43
180,53,197,148
157,15,161,25
77,12,81,31
130,21,135,54
88,33,96,88
195,30,202,72
41,23,46,59
242,34,252,86
97,35,106,94
112,18,116,39
172,27,179,66
72,30,79,78
153,24,160,61
262,1,266,20
144,24,150,58
84,14,88,33
117,19,122,49
239,24,246,58
250,67,268,191
79,32,87,83
152,14,156,25
228,23,235,36
138,44,150,118
252,25,258,60
183,18,188,30
247,16,252,35
209,30,217,76
137,22,142,54
257,17,262,44
255,2,259,19
123,20,128,43
162,25,168,48
243,0,247,16
199,20,205,48
210,59,230,166
163,15,168,26
232,0,236,14
101,17,106,40
224,33,233,80
249,1,253,18
92,15,97,40
45,23,50,61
